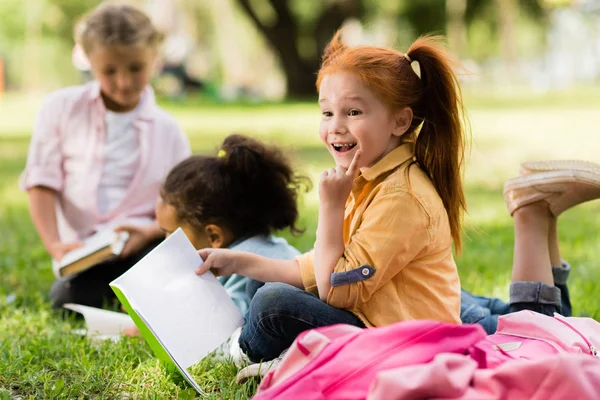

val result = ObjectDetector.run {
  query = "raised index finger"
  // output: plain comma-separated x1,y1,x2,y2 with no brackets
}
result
346,150,362,177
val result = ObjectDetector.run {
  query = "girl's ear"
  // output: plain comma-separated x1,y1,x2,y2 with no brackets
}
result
392,107,413,137
204,224,229,249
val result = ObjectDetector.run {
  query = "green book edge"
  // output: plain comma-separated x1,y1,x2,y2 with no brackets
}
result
110,283,176,370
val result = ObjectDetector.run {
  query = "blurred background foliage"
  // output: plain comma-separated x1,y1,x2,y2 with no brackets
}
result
0,0,598,99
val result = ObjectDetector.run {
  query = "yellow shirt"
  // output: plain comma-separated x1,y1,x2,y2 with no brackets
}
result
297,144,461,327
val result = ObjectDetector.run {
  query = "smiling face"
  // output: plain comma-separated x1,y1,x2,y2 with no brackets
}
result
318,71,404,169
88,44,156,112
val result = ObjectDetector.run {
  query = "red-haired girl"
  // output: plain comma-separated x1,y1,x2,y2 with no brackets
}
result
196,31,468,363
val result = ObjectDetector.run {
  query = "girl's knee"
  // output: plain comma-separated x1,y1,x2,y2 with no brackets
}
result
248,282,305,317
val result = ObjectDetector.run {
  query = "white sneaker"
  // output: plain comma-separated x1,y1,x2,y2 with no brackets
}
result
235,349,287,384
235,358,280,384
211,327,250,367
228,326,250,367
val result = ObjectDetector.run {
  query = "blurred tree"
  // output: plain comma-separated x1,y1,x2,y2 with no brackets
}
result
446,0,467,57
235,0,364,98
0,0,102,90
402,0,548,65
403,0,547,37
42,0,104,43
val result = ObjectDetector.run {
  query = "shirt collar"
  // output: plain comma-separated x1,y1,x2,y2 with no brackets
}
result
359,143,415,182
88,80,157,121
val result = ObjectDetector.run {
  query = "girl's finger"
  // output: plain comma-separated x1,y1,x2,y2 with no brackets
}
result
195,262,211,275
197,248,213,261
346,150,362,177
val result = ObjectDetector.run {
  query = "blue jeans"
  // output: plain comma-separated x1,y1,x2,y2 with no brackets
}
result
461,262,573,334
238,282,365,362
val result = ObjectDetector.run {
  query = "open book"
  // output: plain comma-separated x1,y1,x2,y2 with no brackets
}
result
110,228,244,395
53,230,129,279
63,303,136,342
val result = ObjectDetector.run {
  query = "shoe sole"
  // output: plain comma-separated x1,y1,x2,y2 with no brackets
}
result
505,169,600,193
504,169,600,216
520,160,600,176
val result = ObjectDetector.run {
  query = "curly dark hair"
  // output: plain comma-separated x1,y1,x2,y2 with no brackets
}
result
160,134,312,239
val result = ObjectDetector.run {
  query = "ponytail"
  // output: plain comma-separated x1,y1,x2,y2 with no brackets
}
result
406,36,468,252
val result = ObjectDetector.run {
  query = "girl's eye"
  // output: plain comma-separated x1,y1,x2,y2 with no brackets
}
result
130,64,144,73
349,109,362,116
322,111,333,117
103,69,116,76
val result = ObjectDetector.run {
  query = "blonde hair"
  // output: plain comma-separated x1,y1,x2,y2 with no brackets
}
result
75,1,164,54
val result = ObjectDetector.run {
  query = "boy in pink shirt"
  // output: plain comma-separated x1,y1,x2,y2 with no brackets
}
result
20,2,190,309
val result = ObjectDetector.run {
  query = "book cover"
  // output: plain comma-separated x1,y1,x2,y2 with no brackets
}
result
109,228,244,394
53,230,129,279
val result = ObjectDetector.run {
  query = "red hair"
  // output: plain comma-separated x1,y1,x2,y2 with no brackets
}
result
317,31,468,252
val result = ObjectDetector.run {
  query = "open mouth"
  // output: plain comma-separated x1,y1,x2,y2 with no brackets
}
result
332,143,357,153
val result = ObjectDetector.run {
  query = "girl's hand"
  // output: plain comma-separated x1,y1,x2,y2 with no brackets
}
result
114,224,154,258
319,150,361,207
49,241,83,261
195,248,240,277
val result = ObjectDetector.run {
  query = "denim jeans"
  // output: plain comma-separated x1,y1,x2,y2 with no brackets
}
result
245,278,264,302
238,282,365,362
461,261,573,334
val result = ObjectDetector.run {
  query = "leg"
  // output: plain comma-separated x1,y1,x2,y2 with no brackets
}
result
548,215,561,267
49,239,161,309
504,162,600,317
509,201,561,315
548,215,573,316
245,279,265,301
239,282,365,362
511,202,553,285
553,261,572,316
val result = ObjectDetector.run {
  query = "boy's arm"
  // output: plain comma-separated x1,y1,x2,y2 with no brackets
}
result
28,186,81,261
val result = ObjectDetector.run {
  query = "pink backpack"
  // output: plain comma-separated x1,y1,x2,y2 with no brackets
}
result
470,310,600,368
253,320,486,400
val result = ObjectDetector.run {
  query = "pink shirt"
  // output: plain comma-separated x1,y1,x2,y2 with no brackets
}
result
20,81,191,242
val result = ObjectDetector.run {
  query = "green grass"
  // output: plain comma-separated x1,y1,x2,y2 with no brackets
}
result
2,88,600,398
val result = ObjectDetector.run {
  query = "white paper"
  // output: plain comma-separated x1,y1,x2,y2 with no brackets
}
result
110,228,244,370
63,303,136,341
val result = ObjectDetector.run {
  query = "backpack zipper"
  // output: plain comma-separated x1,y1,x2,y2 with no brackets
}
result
493,331,563,353
553,315,599,358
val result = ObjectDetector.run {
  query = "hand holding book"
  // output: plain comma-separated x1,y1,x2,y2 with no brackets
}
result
114,223,163,258
52,230,130,279
48,241,84,262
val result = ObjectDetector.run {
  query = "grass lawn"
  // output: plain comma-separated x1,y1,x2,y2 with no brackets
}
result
1,88,600,398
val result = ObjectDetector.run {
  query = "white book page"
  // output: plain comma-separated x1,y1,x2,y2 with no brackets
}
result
111,229,243,369
63,303,136,341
